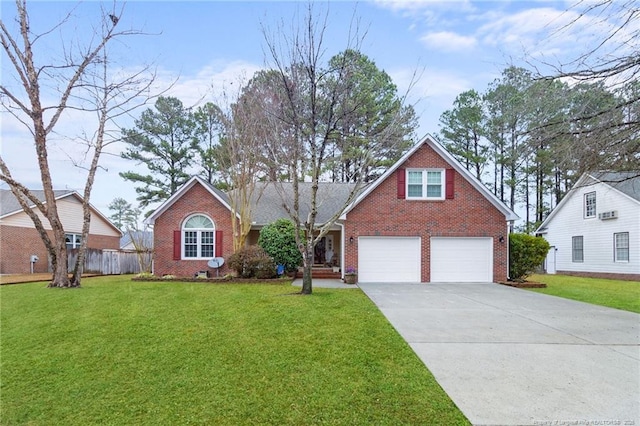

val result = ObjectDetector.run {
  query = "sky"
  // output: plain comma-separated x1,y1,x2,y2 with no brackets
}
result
0,0,623,222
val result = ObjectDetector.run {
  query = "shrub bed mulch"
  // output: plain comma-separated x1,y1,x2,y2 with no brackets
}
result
497,280,547,288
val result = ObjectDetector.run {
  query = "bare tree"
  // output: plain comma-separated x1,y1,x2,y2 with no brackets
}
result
262,4,417,294
536,0,639,173
216,77,272,252
0,1,155,287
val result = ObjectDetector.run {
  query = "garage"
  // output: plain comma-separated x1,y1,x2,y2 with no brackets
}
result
358,237,421,282
430,237,493,282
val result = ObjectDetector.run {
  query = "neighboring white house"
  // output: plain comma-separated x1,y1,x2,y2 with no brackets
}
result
536,172,640,280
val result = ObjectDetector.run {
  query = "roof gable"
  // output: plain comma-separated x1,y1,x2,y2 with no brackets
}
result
536,171,640,233
0,188,121,235
146,176,234,224
342,135,519,221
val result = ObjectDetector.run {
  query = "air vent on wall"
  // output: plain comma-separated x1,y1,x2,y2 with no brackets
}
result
598,210,618,220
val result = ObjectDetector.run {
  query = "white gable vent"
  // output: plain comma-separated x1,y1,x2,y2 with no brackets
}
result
598,210,618,220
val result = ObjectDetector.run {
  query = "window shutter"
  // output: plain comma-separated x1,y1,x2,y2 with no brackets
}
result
173,230,181,260
445,168,455,199
397,168,406,199
215,230,223,257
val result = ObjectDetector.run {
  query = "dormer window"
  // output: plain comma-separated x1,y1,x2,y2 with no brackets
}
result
584,192,596,218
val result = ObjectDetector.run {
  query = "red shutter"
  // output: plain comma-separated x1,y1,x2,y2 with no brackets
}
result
446,168,455,199
397,168,406,199
173,230,181,260
215,230,223,257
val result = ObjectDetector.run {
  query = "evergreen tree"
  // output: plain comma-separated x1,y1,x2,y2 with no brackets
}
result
120,96,197,207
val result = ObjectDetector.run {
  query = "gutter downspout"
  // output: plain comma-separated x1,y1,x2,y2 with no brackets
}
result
506,221,512,280
339,222,345,280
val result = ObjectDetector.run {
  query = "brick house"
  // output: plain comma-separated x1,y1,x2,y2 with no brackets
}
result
0,189,121,274
147,136,519,282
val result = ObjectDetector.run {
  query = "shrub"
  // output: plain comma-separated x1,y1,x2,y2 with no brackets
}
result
228,246,277,279
257,219,303,274
509,233,550,281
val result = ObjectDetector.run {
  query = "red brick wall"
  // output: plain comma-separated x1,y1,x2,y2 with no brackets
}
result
344,143,509,282
153,182,234,277
556,271,640,282
0,225,120,274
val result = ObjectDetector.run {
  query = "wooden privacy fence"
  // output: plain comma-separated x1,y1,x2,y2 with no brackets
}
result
67,248,152,275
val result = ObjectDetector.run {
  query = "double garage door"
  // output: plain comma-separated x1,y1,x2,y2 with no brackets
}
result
358,237,493,283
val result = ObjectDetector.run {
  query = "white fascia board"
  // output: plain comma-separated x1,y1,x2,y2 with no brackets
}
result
341,134,519,222
145,176,235,225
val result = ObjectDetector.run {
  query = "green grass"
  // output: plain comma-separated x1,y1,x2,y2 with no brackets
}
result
528,274,640,313
0,276,468,425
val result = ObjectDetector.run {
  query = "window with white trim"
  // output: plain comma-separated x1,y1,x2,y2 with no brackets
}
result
182,214,215,259
584,192,596,218
572,236,583,262
407,169,444,200
65,233,82,250
614,232,629,262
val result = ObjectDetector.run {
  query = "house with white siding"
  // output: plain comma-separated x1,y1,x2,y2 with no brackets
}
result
536,172,640,281
0,189,121,274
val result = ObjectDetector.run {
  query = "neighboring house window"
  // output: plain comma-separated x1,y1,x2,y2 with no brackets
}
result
614,232,629,262
572,236,584,262
65,233,82,250
406,169,444,200
182,214,215,259
584,192,596,218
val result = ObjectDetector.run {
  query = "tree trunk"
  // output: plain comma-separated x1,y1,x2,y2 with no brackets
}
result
300,240,313,294
48,227,73,288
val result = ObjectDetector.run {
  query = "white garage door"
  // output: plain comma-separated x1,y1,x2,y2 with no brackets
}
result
358,237,421,282
430,237,493,282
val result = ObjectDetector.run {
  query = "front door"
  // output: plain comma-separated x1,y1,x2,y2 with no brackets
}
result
314,235,335,265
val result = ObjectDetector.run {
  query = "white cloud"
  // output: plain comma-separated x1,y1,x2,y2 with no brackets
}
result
420,31,477,52
157,59,263,109
373,0,476,15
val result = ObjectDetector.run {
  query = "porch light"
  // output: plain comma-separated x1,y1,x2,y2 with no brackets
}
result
349,236,354,244
499,236,504,243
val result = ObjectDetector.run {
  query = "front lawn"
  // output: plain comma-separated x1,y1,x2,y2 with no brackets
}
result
0,276,468,425
528,274,640,313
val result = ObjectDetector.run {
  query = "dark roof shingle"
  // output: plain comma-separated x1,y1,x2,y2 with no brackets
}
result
591,172,640,202
1,189,75,216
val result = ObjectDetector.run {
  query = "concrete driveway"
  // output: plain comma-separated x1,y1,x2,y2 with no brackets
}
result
358,282,640,426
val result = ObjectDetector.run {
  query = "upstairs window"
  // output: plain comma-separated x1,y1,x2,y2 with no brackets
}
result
614,232,629,262
182,214,215,259
584,192,596,218
406,169,444,200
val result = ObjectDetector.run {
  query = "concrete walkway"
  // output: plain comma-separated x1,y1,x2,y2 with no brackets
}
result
291,278,358,289
358,282,640,426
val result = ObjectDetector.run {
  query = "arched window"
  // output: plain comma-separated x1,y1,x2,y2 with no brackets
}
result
182,214,215,259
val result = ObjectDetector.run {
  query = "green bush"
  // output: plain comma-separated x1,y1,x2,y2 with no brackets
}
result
228,246,276,279
257,219,303,274
509,233,550,281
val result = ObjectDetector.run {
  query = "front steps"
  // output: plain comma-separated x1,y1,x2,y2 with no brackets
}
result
295,265,342,279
